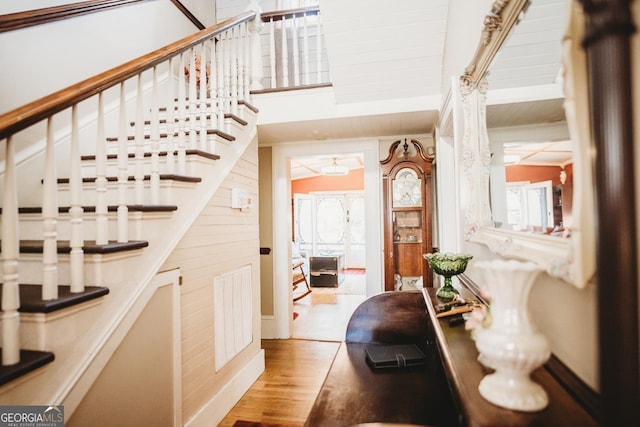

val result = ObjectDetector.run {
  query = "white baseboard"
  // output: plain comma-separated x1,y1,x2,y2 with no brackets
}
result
261,315,277,339
184,348,265,427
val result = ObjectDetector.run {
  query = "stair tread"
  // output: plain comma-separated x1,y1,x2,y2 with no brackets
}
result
105,128,235,142
55,174,202,184
0,284,110,314
156,111,248,126
80,149,220,162
14,205,178,214
15,239,149,254
0,349,55,386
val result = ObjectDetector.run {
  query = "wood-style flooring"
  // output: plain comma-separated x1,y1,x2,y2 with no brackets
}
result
218,272,366,426
217,339,340,426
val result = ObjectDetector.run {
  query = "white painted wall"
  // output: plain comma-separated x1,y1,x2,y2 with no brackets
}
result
0,0,197,114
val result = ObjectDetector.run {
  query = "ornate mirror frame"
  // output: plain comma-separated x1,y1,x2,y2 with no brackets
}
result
460,0,596,288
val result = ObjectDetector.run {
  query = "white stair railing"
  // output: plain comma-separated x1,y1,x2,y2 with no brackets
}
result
0,10,259,369
260,6,330,90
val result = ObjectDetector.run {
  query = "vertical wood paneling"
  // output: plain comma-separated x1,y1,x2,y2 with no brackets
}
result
160,139,259,422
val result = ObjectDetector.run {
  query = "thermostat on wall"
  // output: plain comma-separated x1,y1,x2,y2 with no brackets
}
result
231,188,252,211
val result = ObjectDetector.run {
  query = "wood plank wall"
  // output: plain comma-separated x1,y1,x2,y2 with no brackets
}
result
160,139,261,422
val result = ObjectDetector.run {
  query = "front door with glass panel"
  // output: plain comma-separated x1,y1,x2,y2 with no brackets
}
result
294,192,365,268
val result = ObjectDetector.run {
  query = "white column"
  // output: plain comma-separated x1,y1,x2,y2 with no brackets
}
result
247,0,264,90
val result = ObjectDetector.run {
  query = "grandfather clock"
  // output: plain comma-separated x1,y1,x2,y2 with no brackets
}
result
380,139,434,291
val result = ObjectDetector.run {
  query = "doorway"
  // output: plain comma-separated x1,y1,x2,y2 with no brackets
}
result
270,141,382,340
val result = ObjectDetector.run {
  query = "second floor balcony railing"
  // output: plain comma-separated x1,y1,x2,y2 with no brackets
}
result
256,5,331,91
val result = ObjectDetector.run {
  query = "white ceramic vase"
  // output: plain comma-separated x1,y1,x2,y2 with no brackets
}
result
474,259,551,412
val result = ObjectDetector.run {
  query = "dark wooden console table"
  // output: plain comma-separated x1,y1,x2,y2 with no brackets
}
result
306,289,598,426
422,286,598,427
305,291,458,427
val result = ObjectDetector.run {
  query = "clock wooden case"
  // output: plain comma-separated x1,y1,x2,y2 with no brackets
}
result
380,139,434,291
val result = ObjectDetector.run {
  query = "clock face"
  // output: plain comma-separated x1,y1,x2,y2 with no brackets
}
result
392,168,422,207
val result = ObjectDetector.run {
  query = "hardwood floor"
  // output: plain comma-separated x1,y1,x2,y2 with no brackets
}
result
218,272,366,426
218,339,340,426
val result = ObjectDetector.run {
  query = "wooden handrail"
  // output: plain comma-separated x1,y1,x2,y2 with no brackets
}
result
0,0,150,33
0,10,256,141
261,5,319,22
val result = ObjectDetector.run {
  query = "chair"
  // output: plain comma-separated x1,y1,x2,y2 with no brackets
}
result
292,261,312,302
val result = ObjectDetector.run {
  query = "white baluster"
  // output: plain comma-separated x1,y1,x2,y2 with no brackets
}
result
199,44,209,152
291,16,300,86
2,136,21,366
209,37,219,151
269,20,276,89
230,27,239,116
150,66,161,205
177,52,187,175
165,57,176,175
303,13,310,85
217,34,226,131
42,117,58,300
223,30,232,117
281,18,289,87
135,75,145,205
117,83,129,243
69,105,84,292
95,93,109,245
188,48,198,150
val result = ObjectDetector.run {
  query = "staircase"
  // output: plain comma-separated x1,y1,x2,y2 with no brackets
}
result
0,10,260,408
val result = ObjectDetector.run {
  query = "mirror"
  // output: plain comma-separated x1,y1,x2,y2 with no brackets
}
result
459,0,595,288
488,119,573,236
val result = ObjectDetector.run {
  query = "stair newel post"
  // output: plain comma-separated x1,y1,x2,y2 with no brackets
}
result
280,16,289,87
69,105,85,293
165,57,176,175
134,74,146,206
246,0,264,91
150,65,161,206
242,22,251,102
216,33,226,131
198,44,209,153
176,52,188,176
2,136,21,366
237,23,246,104
303,12,310,86
291,15,300,86
117,83,130,243
95,93,109,245
230,26,239,116
42,117,59,300
188,47,199,150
